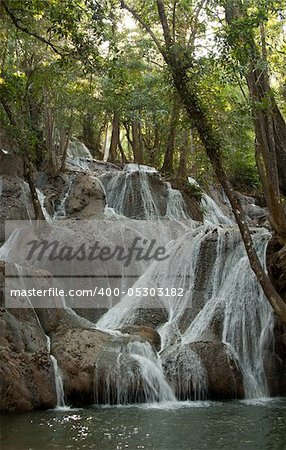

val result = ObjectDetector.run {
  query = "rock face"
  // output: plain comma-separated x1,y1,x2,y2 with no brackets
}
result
66,173,105,218
264,318,286,397
162,341,244,400
0,347,56,412
0,129,23,177
0,305,56,412
0,262,58,412
190,341,245,399
0,175,34,244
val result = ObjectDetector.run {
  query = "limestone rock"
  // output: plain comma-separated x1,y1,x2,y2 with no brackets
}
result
66,173,105,218
162,341,244,400
51,327,151,406
0,175,35,244
120,325,161,352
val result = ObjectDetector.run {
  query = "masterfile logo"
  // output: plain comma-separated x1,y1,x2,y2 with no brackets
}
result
3,219,187,308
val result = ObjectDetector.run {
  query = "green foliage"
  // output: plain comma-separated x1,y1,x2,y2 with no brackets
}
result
0,0,285,193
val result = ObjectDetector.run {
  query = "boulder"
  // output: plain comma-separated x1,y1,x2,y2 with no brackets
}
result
162,341,244,400
0,348,56,413
51,327,155,406
66,173,105,218
189,341,244,399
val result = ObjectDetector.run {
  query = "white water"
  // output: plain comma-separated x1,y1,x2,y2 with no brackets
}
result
201,193,233,225
94,340,175,404
124,164,158,174
53,178,74,220
36,189,52,222
188,176,233,225
68,139,93,159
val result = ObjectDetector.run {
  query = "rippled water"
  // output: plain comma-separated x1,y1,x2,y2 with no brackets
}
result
1,399,286,450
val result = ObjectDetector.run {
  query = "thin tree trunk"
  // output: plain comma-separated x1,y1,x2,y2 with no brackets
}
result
132,120,144,164
103,122,111,162
161,94,180,174
109,112,120,162
118,139,129,164
178,129,189,179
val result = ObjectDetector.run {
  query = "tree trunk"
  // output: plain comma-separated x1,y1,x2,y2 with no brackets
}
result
178,129,189,179
82,112,95,153
161,94,180,174
118,139,129,164
132,120,144,164
109,112,120,162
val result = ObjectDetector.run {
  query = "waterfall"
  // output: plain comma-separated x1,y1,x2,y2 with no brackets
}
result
67,139,93,159
99,171,161,219
94,340,175,404
97,220,273,399
182,228,273,397
2,158,275,404
165,182,191,220
188,176,233,225
20,180,33,222
36,189,52,222
53,177,74,220
46,337,66,409
201,193,233,225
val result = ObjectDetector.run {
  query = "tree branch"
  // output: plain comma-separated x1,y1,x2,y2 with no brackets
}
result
1,0,64,56
120,0,165,57
172,0,178,42
156,0,173,48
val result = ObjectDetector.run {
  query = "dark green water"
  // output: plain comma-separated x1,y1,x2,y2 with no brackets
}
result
1,399,286,450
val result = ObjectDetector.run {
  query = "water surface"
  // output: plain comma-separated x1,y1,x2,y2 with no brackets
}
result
1,398,286,450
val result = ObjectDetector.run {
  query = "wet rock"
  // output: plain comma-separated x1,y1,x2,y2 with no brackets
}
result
0,305,56,412
66,173,105,218
0,348,56,412
120,325,161,352
190,341,244,399
244,204,266,220
132,308,168,329
51,327,151,406
162,341,244,400
264,318,286,396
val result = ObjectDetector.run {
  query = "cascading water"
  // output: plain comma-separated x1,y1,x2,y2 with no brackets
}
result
201,193,233,226
36,189,52,222
46,337,66,409
94,340,175,404
1,150,275,405
97,171,274,400
53,177,74,220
